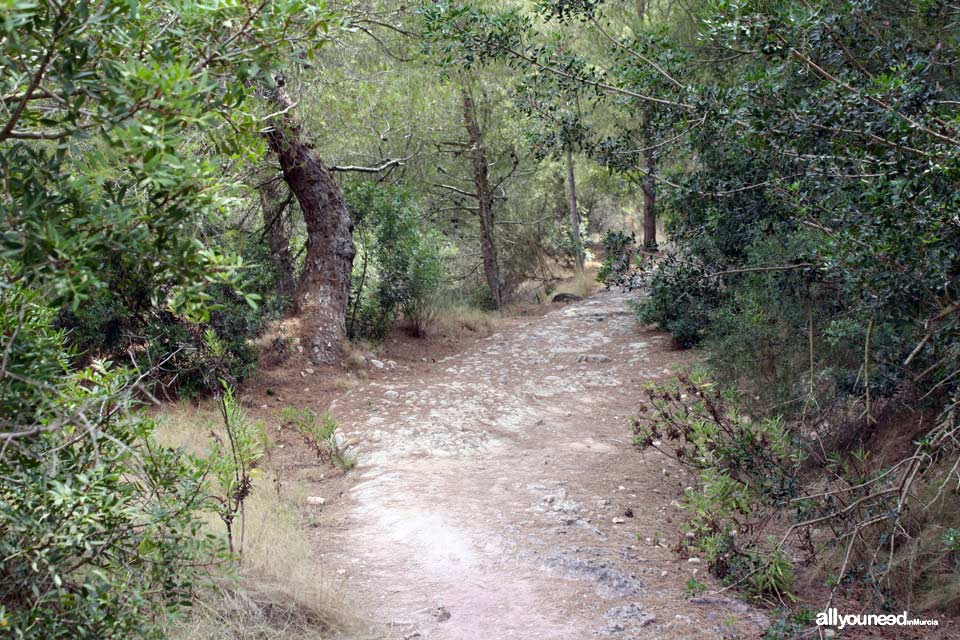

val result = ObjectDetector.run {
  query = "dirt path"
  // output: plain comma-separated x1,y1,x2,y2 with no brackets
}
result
298,290,769,639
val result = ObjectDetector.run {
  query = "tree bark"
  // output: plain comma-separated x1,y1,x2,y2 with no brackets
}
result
460,83,505,310
640,111,658,250
258,175,297,298
565,147,584,271
264,83,355,363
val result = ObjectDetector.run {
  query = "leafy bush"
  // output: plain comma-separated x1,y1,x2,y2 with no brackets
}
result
0,1,330,636
0,287,217,639
625,5,960,611
58,233,289,397
631,254,723,348
345,183,444,339
634,371,803,601
596,230,636,289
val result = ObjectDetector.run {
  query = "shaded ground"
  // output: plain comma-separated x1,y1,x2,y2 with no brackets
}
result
254,289,771,639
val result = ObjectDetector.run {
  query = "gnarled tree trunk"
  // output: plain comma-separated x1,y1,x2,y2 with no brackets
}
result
264,83,355,363
460,84,504,310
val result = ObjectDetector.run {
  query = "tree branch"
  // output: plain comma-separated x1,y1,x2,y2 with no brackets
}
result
329,156,410,173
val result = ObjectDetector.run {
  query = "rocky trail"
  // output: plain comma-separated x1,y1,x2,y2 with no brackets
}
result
278,290,769,639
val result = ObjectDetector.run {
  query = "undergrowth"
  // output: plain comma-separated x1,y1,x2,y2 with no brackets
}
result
634,370,960,619
281,407,355,470
155,403,362,640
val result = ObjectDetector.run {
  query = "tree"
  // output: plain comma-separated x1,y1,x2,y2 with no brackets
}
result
638,110,658,250
457,77,507,309
513,52,592,271
420,1,690,255
565,146,585,270
264,81,357,363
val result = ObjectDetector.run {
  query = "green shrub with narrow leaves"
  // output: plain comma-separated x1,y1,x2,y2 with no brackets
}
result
0,287,218,639
633,371,803,601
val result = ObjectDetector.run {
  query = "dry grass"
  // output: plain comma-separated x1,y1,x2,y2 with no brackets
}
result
151,400,213,453
334,375,358,391
434,304,504,336
887,461,960,613
154,403,372,640
342,340,378,370
509,259,600,304
549,265,600,300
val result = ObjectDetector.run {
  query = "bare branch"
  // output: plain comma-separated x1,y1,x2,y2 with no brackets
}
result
329,156,411,173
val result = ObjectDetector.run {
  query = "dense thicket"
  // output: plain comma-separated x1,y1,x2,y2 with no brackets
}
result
640,1,960,612
0,1,328,635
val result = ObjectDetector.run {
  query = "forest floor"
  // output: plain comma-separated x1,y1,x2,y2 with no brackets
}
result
249,288,781,640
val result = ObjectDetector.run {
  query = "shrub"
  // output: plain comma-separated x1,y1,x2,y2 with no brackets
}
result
631,254,722,348
345,183,444,340
596,230,636,289
684,578,707,598
0,287,216,638
402,238,444,336
280,407,354,470
58,233,289,397
634,371,803,601
208,384,268,554
634,370,960,610
762,610,816,640
945,528,960,553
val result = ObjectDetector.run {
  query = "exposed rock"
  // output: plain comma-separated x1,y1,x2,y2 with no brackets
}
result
544,553,644,598
552,292,584,303
535,488,580,514
433,605,451,622
384,390,400,399
689,596,769,630
370,358,386,369
558,517,606,538
600,603,656,635
577,354,611,363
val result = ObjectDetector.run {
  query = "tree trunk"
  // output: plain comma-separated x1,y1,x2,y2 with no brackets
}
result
264,83,355,363
460,84,505,310
640,112,658,250
258,175,297,298
565,147,584,271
